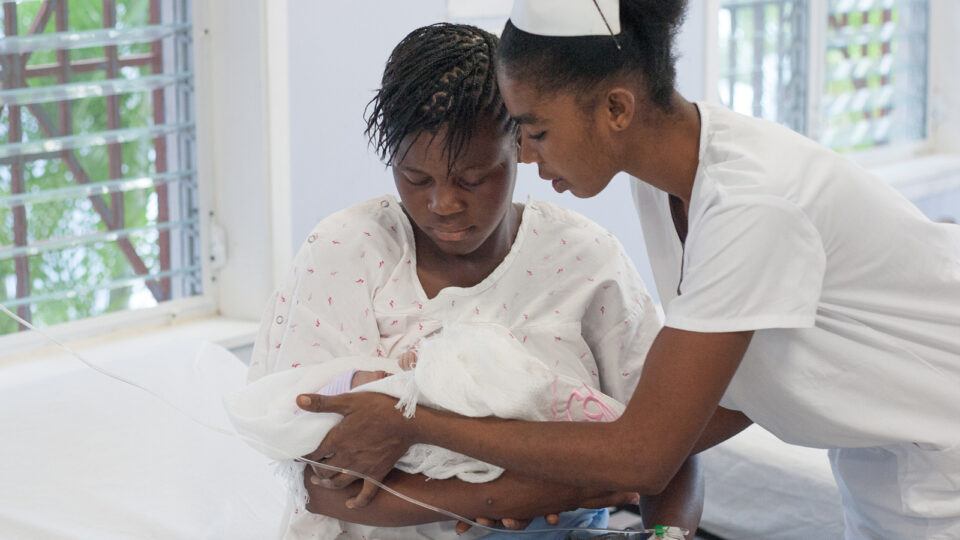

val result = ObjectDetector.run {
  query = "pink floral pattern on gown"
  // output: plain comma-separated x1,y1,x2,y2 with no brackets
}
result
247,195,661,540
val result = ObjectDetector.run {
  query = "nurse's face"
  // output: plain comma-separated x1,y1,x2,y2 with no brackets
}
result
392,120,518,257
497,72,621,198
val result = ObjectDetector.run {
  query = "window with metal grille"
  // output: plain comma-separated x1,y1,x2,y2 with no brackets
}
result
718,0,808,133
718,0,929,152
0,0,200,336
821,0,928,151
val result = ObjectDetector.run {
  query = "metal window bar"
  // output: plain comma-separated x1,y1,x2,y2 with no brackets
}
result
0,0,199,334
2,265,201,309
719,0,808,134
0,218,198,259
0,22,190,54
0,170,192,207
0,72,191,106
0,123,194,160
819,0,928,151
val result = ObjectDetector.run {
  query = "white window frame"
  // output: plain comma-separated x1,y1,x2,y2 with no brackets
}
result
0,0,291,358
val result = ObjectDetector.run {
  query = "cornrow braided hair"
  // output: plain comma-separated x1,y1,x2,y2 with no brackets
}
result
365,23,513,171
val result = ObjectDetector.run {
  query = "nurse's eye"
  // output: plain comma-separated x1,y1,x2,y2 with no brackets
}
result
528,130,547,141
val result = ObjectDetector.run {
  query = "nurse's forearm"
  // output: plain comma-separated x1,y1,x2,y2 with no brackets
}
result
407,328,751,493
411,412,652,490
639,455,703,533
690,406,753,454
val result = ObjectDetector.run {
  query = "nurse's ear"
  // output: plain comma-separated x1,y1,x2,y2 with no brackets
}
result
603,87,637,132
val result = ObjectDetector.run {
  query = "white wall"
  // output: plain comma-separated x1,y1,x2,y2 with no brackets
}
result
930,0,960,154
287,0,447,249
286,1,710,301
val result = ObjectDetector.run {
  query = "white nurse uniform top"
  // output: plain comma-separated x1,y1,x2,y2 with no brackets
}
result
632,102,960,539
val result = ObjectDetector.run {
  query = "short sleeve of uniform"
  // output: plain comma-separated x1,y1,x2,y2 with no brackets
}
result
665,197,826,333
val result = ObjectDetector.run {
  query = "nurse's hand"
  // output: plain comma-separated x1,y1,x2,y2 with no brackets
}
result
297,392,413,506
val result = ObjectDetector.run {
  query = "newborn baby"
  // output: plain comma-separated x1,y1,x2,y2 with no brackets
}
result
224,324,627,520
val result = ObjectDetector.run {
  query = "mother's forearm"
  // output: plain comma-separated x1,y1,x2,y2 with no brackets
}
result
306,469,578,527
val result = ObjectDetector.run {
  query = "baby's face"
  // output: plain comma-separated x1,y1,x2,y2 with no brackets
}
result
350,351,418,389
350,370,389,389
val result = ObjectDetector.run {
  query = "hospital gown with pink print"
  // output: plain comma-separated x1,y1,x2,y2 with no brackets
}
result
246,196,660,540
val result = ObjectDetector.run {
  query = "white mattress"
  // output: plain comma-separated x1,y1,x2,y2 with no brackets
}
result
700,425,845,539
0,321,846,540
0,326,287,539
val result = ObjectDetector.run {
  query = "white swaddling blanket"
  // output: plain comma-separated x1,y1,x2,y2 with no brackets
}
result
224,324,625,485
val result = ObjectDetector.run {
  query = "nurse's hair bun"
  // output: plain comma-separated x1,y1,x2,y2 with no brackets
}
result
499,0,688,111
365,23,512,172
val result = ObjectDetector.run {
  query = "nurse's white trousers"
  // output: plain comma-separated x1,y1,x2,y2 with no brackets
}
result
830,445,960,539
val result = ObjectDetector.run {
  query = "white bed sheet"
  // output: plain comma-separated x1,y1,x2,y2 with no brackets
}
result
0,330,287,540
700,424,845,539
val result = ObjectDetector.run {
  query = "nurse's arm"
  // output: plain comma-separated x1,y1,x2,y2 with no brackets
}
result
404,327,752,493
640,455,703,534
691,406,753,454
303,467,635,527
635,408,751,533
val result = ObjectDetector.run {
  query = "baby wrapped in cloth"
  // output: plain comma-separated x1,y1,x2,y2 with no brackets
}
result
225,324,625,536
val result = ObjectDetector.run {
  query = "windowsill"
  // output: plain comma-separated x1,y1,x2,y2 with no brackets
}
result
867,153,960,200
0,315,259,368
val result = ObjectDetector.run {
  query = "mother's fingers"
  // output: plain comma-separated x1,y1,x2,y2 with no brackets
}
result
304,452,353,485
302,432,341,478
475,517,496,527
326,472,360,489
345,479,381,509
501,518,530,530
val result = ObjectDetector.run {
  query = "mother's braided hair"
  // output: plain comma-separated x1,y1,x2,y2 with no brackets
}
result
365,23,513,171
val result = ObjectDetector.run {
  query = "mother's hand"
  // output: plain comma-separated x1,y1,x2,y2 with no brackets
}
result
297,392,413,507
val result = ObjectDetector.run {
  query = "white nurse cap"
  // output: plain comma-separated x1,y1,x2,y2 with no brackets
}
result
509,0,621,37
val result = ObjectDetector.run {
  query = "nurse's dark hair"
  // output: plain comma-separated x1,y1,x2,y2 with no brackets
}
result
499,0,688,111
364,23,514,169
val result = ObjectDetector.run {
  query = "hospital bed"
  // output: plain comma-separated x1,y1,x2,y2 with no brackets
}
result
698,425,845,539
0,318,845,539
610,426,845,540
0,320,287,539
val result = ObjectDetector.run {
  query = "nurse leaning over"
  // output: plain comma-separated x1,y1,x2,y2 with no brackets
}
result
299,1,960,538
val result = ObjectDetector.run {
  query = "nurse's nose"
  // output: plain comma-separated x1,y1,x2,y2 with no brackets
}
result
518,134,540,164
427,182,465,216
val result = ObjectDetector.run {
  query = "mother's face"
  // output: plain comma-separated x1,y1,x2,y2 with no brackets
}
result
393,120,518,257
